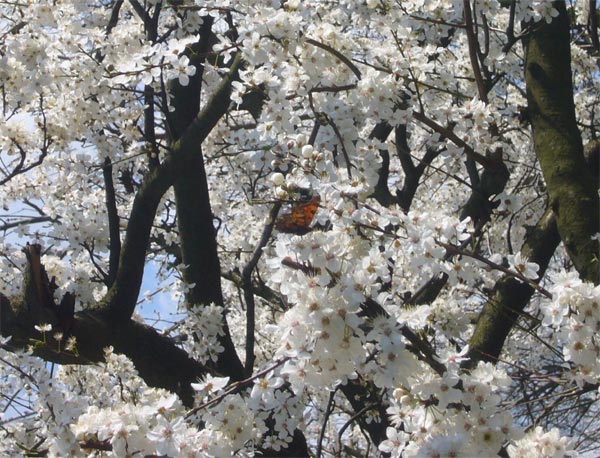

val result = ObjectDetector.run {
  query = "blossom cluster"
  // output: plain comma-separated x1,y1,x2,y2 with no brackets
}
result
380,360,520,457
1,0,597,456
540,273,600,385
179,303,226,365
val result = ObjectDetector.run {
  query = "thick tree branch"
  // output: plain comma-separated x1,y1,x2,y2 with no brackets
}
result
166,16,215,140
128,0,151,25
1,292,207,407
588,0,600,53
99,156,175,320
369,121,440,212
369,121,395,207
102,157,121,287
524,2,600,284
173,149,245,381
466,208,560,367
99,51,243,322
106,0,124,35
171,53,243,154
460,149,510,226
170,52,245,382
0,245,207,406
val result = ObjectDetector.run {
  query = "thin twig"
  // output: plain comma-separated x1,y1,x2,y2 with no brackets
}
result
463,0,488,102
305,37,362,80
438,241,552,298
412,110,492,168
317,390,337,458
185,357,290,419
241,203,282,377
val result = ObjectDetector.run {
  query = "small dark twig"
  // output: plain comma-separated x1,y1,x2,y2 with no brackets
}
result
326,114,353,179
241,203,282,376
185,357,290,419
336,404,373,458
281,256,318,276
412,110,492,168
305,37,362,80
0,215,55,232
82,241,109,285
317,390,337,458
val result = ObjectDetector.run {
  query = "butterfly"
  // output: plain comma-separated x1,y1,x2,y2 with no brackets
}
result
275,195,321,235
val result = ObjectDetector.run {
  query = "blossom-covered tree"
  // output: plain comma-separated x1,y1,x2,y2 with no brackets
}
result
0,1,598,456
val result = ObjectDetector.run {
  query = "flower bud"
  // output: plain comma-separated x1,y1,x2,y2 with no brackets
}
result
271,172,285,186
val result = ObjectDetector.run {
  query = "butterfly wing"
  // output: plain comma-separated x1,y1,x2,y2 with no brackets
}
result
276,196,321,234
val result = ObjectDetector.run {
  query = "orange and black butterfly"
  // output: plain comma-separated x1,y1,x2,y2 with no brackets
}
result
276,195,321,235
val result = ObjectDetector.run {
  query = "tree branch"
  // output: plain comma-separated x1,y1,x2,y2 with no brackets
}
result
98,51,243,323
1,252,207,407
463,0,488,102
99,155,176,320
102,157,121,287
466,208,560,367
588,0,600,53
170,52,245,381
242,203,282,377
412,110,493,168
524,1,600,284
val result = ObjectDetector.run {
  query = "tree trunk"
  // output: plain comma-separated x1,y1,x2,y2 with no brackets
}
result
524,1,600,284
